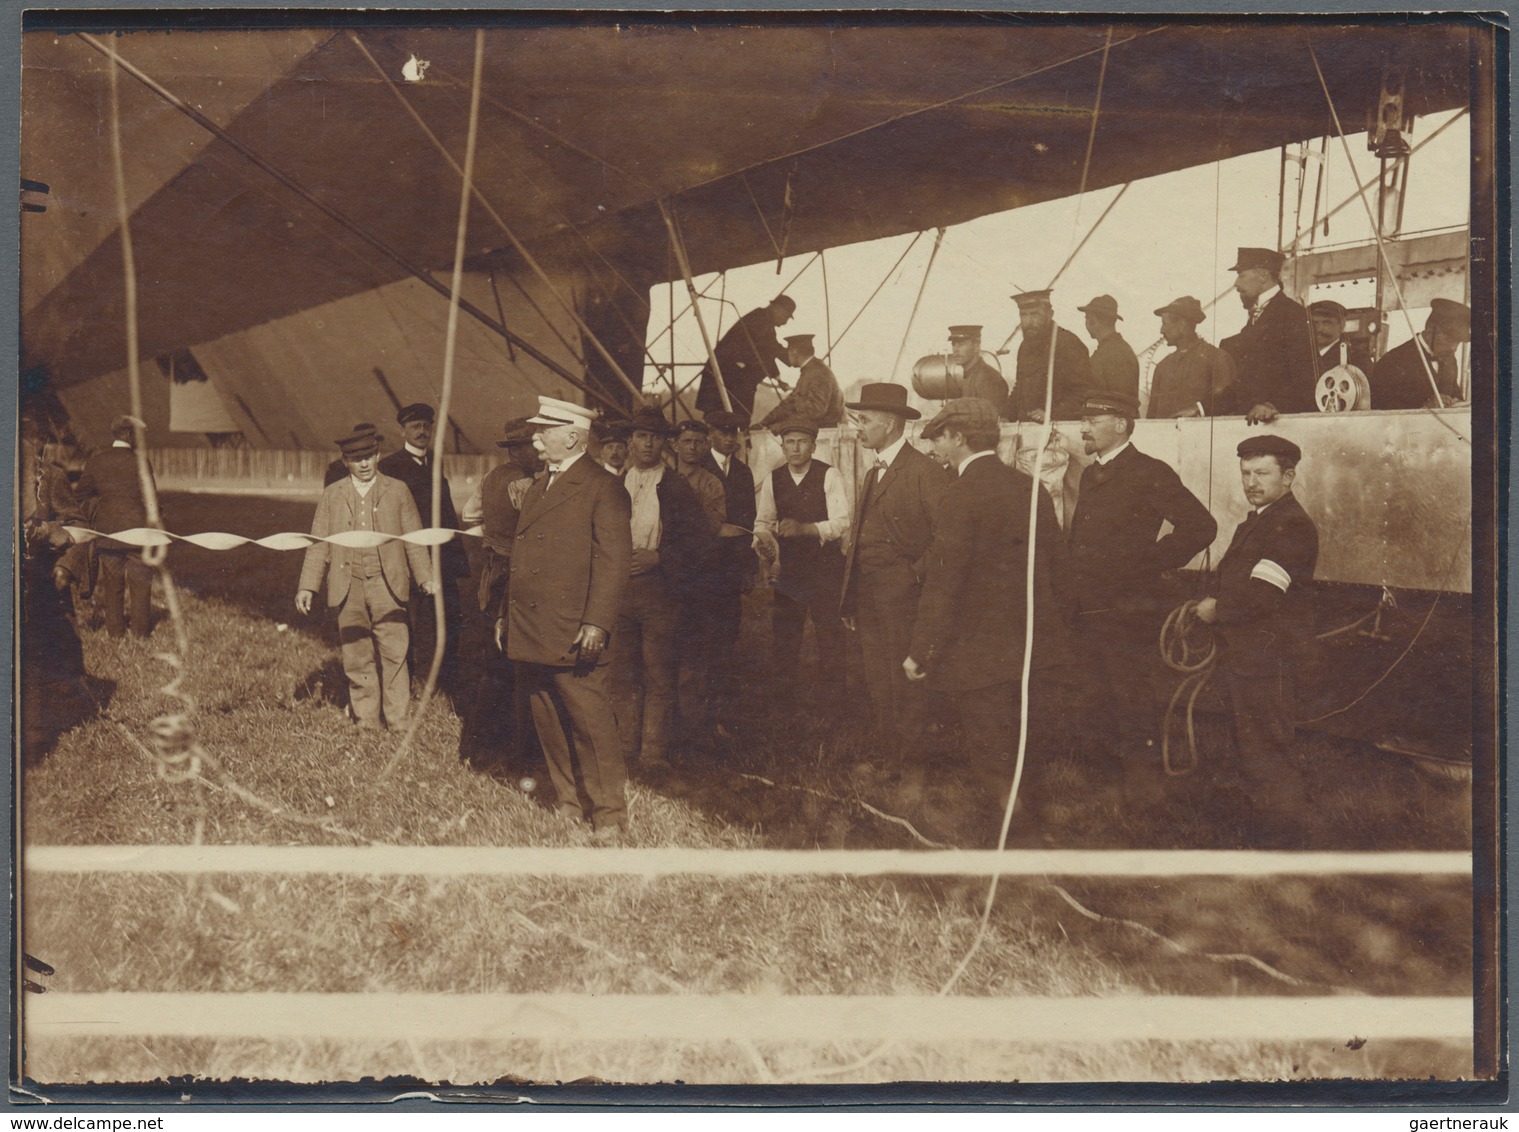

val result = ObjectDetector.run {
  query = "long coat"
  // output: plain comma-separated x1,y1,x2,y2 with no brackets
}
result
76,446,153,549
1212,489,1319,676
1013,326,1090,421
909,455,1073,690
1066,443,1218,618
1220,292,1318,414
840,440,949,616
506,455,632,668
696,307,787,417
298,474,434,608
378,447,467,578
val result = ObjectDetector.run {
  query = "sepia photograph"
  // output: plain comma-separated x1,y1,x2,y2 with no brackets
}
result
13,8,1504,1101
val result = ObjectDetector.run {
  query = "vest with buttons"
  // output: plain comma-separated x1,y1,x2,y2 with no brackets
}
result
772,460,834,593
348,484,384,580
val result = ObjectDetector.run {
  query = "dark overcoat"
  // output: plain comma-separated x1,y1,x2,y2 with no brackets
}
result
506,456,632,667
1212,489,1319,676
1066,443,1218,617
908,455,1073,691
840,441,949,616
1220,292,1318,414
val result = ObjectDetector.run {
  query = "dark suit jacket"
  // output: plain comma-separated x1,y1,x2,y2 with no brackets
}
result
1014,326,1090,420
76,446,154,548
378,447,466,577
696,307,786,416
298,474,434,608
1220,292,1317,414
760,356,845,428
1315,340,1373,378
1212,490,1319,676
700,451,757,533
507,454,632,667
1067,443,1217,618
960,356,1011,420
1370,335,1461,410
840,440,950,616
1088,332,1140,402
909,455,1073,691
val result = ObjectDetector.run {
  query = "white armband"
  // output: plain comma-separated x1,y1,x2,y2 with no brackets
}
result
1250,558,1292,593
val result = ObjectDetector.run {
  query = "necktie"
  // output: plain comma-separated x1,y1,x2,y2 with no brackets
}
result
545,465,560,490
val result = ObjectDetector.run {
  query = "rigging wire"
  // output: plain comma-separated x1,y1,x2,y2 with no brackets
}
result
381,29,486,780
659,198,732,412
1069,25,1115,240
888,229,946,383
827,230,925,355
1305,39,1461,429
346,32,644,404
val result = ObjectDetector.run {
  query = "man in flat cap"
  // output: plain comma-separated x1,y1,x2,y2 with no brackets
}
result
1067,390,1217,806
904,398,1075,843
460,417,542,768
608,405,715,771
947,326,1010,420
673,420,727,536
506,396,632,841
1011,290,1091,422
754,418,851,707
1370,299,1471,410
1307,299,1372,381
700,410,759,718
1147,297,1237,418
297,426,437,730
841,383,950,761
1195,434,1318,848
325,422,379,487
697,295,796,419
758,334,845,430
592,418,631,477
1078,295,1139,404
76,413,156,639
1219,247,1317,422
379,402,468,699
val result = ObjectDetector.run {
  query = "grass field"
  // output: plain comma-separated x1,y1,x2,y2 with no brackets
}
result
20,492,1476,1088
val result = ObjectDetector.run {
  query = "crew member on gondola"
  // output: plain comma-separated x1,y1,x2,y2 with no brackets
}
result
947,325,1010,419
1011,290,1090,422
1219,248,1317,423
696,295,796,419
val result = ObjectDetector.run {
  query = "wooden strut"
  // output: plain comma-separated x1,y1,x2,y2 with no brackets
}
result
75,32,623,417
658,199,731,413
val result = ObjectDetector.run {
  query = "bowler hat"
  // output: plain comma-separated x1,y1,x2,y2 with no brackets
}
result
1153,296,1207,324
1237,434,1302,466
495,417,538,448
844,382,921,420
704,410,749,431
396,402,435,426
1082,390,1140,418
921,398,1000,441
1229,247,1286,275
1077,294,1123,320
771,294,797,313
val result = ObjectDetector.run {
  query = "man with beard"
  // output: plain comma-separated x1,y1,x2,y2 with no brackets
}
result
1010,290,1090,422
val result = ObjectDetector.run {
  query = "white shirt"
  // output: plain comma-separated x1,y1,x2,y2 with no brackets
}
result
957,450,996,476
404,442,429,461
753,461,851,547
1094,440,1131,466
112,440,132,449
1250,285,1281,323
622,462,665,553
711,451,731,477
350,475,377,498
867,434,909,478
545,449,587,482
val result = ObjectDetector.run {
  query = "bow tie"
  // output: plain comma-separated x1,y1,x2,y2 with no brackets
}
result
872,458,888,473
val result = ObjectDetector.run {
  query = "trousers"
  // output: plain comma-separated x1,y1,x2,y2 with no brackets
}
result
337,572,411,728
520,659,627,830
853,561,926,755
609,571,679,763
1073,606,1163,765
96,547,152,638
